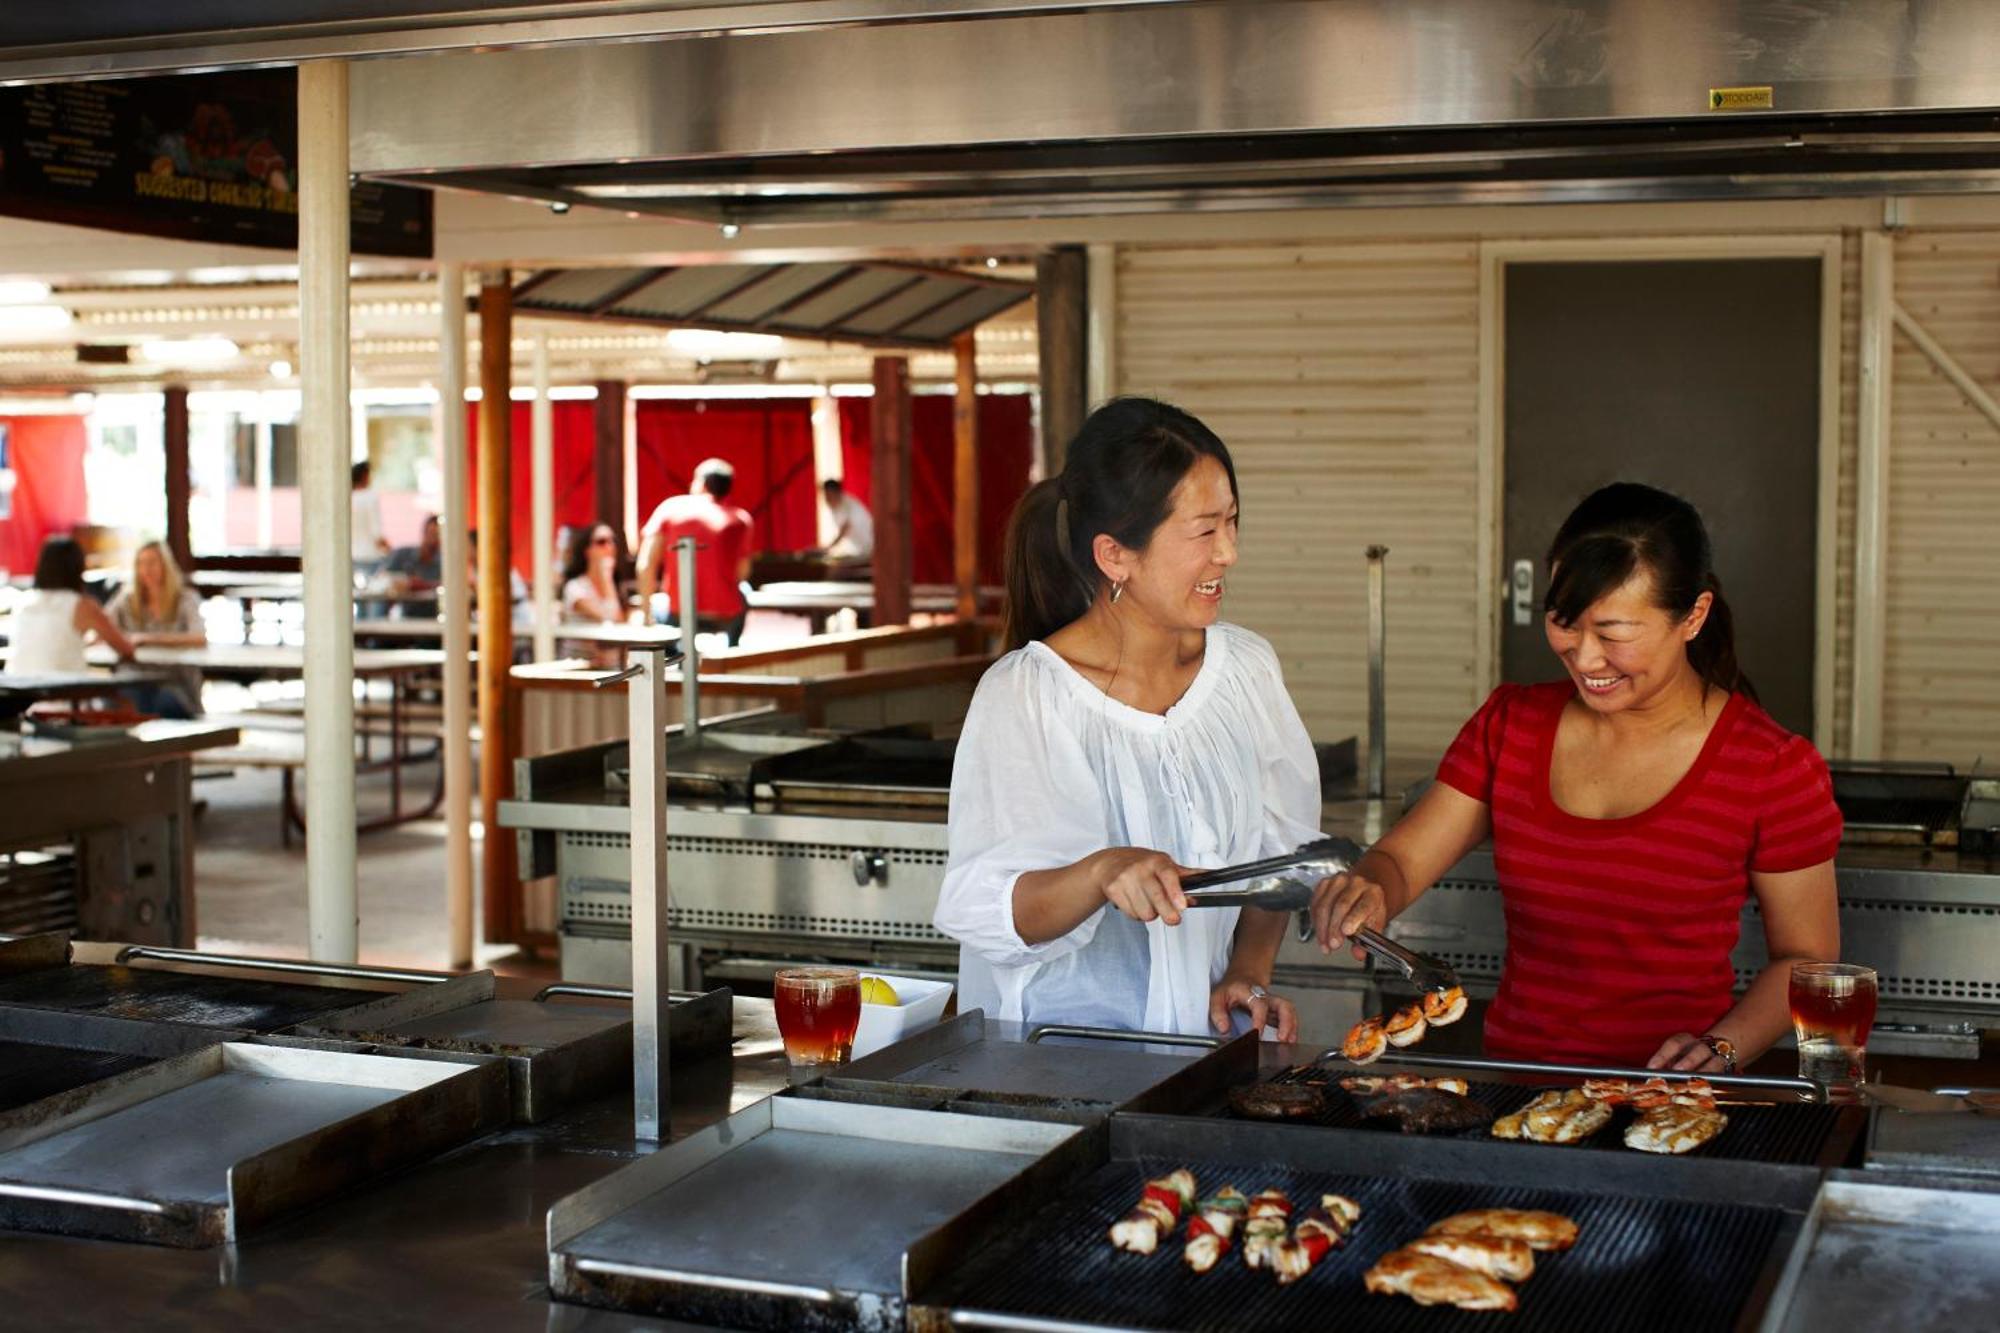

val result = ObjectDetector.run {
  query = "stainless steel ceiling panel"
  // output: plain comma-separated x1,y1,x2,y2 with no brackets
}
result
349,1,2000,180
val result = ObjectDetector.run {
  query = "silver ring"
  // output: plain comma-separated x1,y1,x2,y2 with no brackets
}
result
1248,985,1270,1000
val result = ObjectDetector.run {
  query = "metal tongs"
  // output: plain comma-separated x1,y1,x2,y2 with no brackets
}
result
1180,836,1460,994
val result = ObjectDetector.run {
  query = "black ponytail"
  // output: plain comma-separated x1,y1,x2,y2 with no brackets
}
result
1543,482,1756,702
1001,396,1237,650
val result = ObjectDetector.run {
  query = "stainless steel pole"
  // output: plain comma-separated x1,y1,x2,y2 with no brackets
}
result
1366,544,1388,802
438,262,474,969
601,645,673,1141
298,59,358,963
530,333,555,662
675,534,701,748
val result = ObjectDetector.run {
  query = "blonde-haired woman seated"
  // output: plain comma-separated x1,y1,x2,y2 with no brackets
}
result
106,540,207,718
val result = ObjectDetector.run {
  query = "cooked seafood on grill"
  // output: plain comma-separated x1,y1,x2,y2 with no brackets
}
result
1240,1189,1294,1270
1360,1087,1495,1135
1364,1248,1518,1311
1405,1233,1536,1283
1422,985,1469,1025
1227,1081,1327,1121
1383,1003,1428,1048
1183,1185,1249,1272
1341,1016,1388,1065
1341,1073,1470,1096
1491,1089,1614,1145
1109,1168,1196,1254
1425,1208,1580,1252
1271,1194,1360,1285
1625,1103,1729,1155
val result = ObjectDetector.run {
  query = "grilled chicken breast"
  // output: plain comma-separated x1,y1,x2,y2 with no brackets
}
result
1364,1248,1518,1311
1492,1089,1613,1144
1624,1103,1728,1155
1405,1233,1536,1283
1425,1208,1580,1252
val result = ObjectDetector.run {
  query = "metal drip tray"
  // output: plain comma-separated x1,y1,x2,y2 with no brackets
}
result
761,735,956,808
828,1012,1249,1116
298,972,733,1122
0,1040,507,1247
548,1096,1077,1331
1764,1175,2000,1332
0,961,394,1031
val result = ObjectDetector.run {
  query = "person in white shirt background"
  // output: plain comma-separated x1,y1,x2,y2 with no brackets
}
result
933,397,1325,1041
11,534,135,676
350,459,389,572
821,477,874,560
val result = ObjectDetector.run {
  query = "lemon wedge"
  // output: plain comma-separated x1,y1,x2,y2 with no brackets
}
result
859,976,901,1006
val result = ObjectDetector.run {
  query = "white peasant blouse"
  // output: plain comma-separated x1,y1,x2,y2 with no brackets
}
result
935,622,1323,1036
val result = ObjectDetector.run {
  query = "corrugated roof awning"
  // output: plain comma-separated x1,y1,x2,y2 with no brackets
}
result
510,261,1030,349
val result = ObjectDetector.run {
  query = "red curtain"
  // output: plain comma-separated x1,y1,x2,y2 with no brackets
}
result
633,400,817,552
0,415,88,578
465,400,598,578
837,394,1033,585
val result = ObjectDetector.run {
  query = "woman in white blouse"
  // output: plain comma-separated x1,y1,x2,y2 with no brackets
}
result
935,398,1321,1040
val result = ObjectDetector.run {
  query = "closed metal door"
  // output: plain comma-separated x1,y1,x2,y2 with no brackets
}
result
1501,259,1822,736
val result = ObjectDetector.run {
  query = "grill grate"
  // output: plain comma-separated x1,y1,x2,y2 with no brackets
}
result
937,1156,1785,1332
0,1041,152,1113
1228,1070,1851,1166
0,964,375,1032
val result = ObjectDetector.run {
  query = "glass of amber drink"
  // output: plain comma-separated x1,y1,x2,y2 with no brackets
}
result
1789,962,1878,1087
774,967,862,1067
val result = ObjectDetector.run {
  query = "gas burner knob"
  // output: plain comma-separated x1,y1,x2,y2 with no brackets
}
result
850,851,889,886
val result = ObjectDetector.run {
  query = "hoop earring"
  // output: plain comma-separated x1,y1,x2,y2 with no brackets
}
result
1109,581,1124,605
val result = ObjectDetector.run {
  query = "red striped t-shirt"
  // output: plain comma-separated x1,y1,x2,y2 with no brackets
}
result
1436,681,1842,1066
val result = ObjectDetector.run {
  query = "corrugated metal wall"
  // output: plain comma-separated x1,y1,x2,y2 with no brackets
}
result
1115,242,1482,761
1114,227,1998,768
1884,231,2000,766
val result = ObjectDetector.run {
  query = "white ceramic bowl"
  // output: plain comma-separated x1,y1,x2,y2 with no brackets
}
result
850,972,954,1059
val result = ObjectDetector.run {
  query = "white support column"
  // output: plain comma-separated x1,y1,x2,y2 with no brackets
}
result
1085,241,1118,407
622,385,639,552
1852,231,1894,760
298,59,358,963
253,408,274,551
531,333,556,662
438,262,474,969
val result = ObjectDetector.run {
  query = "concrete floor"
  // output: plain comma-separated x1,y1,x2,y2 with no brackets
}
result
189,754,543,976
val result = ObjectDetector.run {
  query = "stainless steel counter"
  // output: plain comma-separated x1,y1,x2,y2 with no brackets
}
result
0,992,793,1331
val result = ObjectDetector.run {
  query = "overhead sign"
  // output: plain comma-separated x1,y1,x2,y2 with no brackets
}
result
0,69,432,258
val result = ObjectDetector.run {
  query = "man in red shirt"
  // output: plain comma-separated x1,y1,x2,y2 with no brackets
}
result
635,458,755,645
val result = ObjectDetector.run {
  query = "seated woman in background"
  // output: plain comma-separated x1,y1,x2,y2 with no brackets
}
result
560,522,630,668
106,540,207,718
11,535,136,679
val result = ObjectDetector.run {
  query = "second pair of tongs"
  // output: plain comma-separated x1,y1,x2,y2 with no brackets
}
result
1179,836,1460,994
1179,835,1366,913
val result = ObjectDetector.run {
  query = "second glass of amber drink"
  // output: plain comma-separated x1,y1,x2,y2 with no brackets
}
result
1789,962,1878,1087
773,967,862,1068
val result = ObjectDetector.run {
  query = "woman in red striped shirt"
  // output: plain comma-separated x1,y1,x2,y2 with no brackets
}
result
1310,484,1842,1072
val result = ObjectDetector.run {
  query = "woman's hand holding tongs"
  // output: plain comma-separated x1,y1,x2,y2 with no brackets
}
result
1309,870,1391,962
1089,847,1201,927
